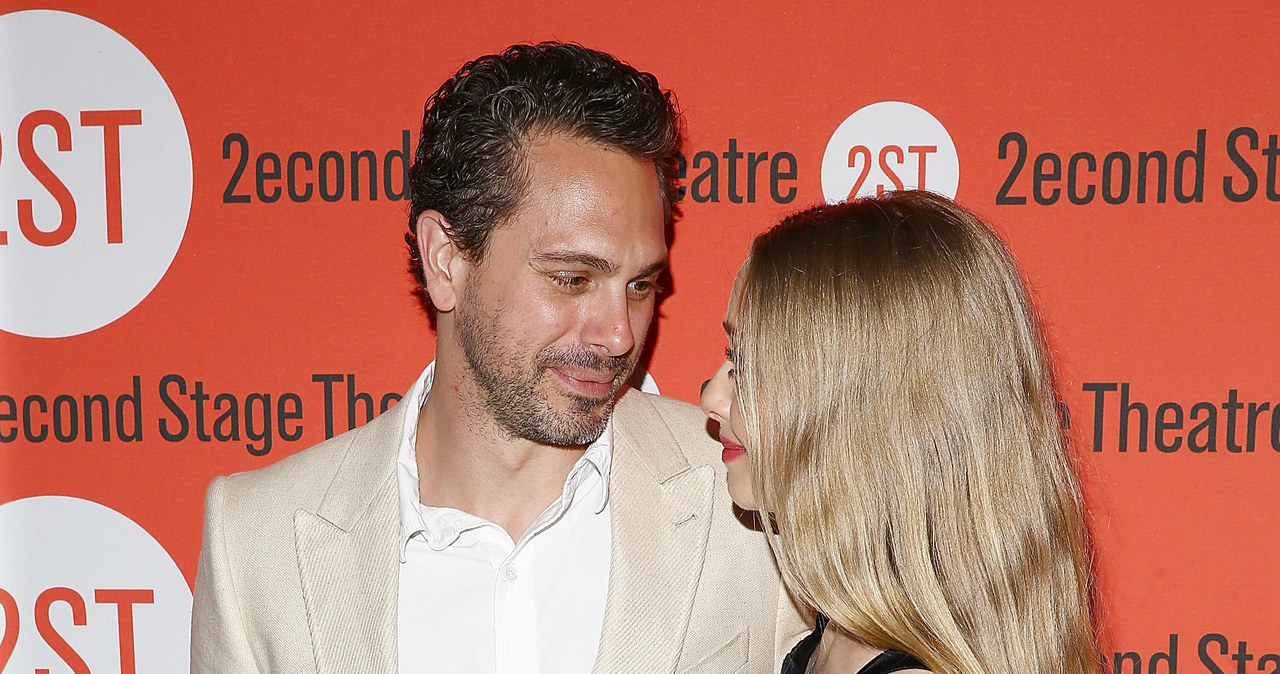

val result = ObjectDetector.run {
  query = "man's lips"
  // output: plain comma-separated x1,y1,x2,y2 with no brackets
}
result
550,366,617,397
721,439,747,464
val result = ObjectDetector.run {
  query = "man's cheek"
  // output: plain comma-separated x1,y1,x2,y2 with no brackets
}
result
634,314,655,345
526,293,580,328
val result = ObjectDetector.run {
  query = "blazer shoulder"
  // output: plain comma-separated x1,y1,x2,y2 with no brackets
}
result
218,426,351,503
615,389,719,463
631,389,705,421
214,398,405,513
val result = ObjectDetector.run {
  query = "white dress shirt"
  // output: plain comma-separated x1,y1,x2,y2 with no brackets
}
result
396,363,613,674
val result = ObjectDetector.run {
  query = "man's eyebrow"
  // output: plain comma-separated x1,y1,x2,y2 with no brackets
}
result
531,251,616,273
635,259,669,279
530,252,669,278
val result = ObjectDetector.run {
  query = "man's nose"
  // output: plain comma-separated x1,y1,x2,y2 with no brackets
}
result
583,291,637,358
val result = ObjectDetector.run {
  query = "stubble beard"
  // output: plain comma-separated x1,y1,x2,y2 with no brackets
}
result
457,285,639,447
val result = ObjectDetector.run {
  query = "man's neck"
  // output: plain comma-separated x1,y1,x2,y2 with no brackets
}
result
414,359,588,541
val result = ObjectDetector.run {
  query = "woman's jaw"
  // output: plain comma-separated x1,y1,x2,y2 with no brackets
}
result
717,432,756,510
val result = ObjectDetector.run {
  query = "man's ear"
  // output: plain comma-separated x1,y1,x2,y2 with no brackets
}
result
416,210,465,313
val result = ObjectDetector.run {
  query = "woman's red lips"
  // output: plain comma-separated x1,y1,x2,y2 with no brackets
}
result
721,439,747,464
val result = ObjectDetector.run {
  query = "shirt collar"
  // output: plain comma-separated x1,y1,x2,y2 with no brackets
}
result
396,362,614,560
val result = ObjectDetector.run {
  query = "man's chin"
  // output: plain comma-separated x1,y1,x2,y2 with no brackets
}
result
534,394,615,444
532,411,611,447
561,395,615,424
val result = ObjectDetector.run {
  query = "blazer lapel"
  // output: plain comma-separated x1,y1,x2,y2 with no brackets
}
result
594,391,716,674
295,401,407,673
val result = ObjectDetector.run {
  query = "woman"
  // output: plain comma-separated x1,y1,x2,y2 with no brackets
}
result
700,191,1100,674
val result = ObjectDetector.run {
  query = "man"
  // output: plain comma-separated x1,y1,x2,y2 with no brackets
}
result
191,42,806,673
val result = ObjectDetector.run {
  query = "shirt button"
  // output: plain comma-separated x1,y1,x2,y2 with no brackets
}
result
502,566,518,583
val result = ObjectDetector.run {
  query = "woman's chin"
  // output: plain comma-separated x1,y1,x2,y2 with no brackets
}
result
726,471,758,511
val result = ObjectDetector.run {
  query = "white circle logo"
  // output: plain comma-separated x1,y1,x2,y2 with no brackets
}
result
0,10,192,338
821,101,959,203
0,495,192,671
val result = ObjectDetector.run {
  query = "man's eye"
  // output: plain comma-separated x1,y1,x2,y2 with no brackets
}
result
627,279,663,300
552,274,589,292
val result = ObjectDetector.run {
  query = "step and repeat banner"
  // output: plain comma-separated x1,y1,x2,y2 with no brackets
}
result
2,1,1277,671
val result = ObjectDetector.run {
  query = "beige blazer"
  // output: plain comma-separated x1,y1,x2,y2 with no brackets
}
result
191,387,808,673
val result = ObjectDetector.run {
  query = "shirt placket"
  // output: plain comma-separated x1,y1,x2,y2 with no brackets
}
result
492,481,582,674
494,546,538,674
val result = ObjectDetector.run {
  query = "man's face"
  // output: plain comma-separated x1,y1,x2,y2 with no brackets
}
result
454,133,667,446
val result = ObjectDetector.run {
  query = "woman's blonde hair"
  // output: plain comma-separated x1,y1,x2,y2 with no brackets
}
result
732,191,1099,674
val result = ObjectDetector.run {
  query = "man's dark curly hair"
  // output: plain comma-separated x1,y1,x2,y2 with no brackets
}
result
405,41,683,299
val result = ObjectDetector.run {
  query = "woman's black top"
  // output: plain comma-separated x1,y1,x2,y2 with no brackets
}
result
779,615,929,674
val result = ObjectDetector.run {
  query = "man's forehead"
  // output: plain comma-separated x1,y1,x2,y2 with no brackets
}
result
519,179,664,233
492,208,667,272
508,134,668,271
522,206,665,245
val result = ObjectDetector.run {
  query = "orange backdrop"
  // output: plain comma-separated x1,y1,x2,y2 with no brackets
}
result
3,1,1278,670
